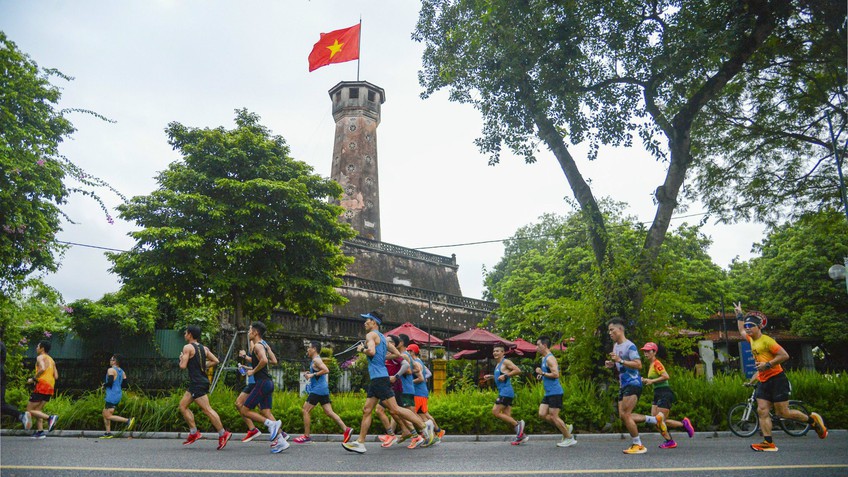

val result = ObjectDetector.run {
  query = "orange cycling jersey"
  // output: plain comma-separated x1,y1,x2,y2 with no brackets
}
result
746,334,784,382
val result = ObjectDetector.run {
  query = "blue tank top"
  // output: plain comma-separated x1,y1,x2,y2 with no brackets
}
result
400,352,415,394
367,332,389,379
309,360,330,395
541,353,563,396
105,366,123,403
413,358,429,397
494,358,514,398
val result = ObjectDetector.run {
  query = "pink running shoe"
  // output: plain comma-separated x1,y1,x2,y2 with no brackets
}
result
682,417,695,438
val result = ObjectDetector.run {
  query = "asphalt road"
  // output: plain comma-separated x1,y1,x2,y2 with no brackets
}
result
1,432,847,477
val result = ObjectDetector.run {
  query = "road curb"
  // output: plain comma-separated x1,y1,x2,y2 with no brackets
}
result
2,429,843,440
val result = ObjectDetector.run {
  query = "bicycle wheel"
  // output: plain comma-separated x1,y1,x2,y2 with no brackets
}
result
728,402,759,438
779,400,811,437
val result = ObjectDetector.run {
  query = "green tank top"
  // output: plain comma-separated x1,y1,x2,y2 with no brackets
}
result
647,359,670,389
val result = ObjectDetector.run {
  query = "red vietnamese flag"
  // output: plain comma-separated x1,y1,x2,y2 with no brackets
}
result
308,24,360,72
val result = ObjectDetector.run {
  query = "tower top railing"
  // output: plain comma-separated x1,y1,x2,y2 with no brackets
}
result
345,236,456,267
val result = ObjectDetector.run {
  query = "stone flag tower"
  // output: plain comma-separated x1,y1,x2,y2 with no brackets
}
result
329,81,385,241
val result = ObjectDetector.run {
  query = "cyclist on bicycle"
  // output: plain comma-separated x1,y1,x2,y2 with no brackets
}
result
640,342,695,449
734,302,827,451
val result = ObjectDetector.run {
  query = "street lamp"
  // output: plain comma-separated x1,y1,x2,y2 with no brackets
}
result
829,259,848,295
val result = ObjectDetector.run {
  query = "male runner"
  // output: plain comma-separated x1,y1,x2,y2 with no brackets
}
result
342,311,434,454
25,340,59,438
236,334,281,443
408,344,445,443
483,343,525,444
238,321,288,453
605,318,667,454
376,334,410,448
1,340,32,430
392,334,426,449
100,354,136,438
734,303,827,451
292,341,354,444
535,336,576,448
178,325,232,450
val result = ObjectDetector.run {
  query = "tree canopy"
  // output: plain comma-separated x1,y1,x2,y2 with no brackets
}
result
0,31,120,297
109,110,355,328
414,0,829,320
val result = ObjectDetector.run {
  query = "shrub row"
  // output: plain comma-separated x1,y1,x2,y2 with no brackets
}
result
4,370,845,434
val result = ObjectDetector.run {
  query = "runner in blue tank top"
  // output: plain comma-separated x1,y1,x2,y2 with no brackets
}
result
535,336,576,448
605,317,655,455
342,311,434,454
100,354,135,438
390,334,426,449
292,341,353,444
483,343,526,444
409,344,445,443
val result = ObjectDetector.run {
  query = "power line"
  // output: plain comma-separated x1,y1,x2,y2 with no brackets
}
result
57,240,127,252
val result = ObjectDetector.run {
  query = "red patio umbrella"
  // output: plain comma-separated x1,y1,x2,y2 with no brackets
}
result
385,322,444,347
511,338,538,357
443,328,514,350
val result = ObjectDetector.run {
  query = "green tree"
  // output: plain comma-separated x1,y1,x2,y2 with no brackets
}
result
414,0,793,320
691,2,847,224
108,109,355,329
0,32,121,297
726,209,848,355
486,205,725,376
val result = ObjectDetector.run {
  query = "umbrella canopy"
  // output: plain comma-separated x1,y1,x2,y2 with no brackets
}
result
552,337,575,351
443,328,514,350
385,322,444,346
512,338,538,357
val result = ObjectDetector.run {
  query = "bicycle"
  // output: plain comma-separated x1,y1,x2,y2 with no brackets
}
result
727,382,811,437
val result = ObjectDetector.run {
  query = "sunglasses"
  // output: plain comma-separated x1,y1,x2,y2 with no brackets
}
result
743,323,757,329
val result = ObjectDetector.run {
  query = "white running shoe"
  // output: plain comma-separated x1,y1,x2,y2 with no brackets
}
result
271,437,290,454
267,420,282,442
21,411,32,431
557,436,577,448
342,441,367,454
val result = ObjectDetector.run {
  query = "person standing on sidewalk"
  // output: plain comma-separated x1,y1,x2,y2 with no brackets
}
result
0,340,32,431
292,341,353,444
483,343,525,445
100,354,136,438
605,318,666,455
25,340,58,439
178,325,232,450
734,303,827,452
639,342,694,449
342,311,434,454
535,336,576,449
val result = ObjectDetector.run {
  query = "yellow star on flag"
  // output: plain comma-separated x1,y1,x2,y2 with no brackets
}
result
326,40,344,59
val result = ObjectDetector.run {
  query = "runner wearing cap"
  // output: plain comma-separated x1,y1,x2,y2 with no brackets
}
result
483,343,526,445
342,311,435,454
639,342,694,449
408,344,445,443
376,334,412,448
734,302,827,452
392,334,426,449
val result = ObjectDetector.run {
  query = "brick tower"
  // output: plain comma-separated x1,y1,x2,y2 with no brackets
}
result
329,81,385,241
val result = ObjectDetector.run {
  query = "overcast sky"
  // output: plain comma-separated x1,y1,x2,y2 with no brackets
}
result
1,1,766,303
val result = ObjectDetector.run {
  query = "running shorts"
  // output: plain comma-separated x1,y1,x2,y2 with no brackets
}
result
414,396,428,414
306,393,331,406
367,377,395,402
243,378,274,410
756,371,791,403
541,394,563,409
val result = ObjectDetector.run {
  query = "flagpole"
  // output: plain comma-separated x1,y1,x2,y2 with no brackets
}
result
357,17,362,81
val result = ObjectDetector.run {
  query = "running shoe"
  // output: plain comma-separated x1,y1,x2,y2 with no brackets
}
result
682,417,695,438
420,420,436,448
242,428,262,442
381,435,399,448
342,441,366,454
280,430,291,441
343,427,354,443
510,433,529,446
658,440,677,449
20,411,32,431
183,432,202,445
126,417,136,432
31,431,46,439
100,432,114,439
436,429,446,441
267,420,282,442
751,441,778,452
217,431,232,450
655,412,671,441
407,435,424,449
623,444,647,454
292,435,313,444
557,436,577,448
517,419,525,437
271,436,290,453
810,412,828,439
47,414,59,432
566,423,574,435
397,433,413,444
